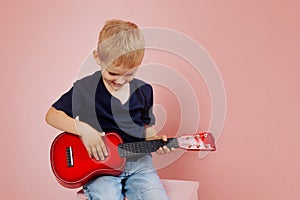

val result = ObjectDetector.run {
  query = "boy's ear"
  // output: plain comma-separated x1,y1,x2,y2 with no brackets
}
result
93,50,101,65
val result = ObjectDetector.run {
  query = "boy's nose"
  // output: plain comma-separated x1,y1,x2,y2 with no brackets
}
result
115,76,126,84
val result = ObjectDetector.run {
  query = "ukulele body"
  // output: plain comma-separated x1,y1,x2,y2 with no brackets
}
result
50,132,125,188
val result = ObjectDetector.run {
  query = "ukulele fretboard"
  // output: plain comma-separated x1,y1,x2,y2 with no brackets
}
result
118,138,179,157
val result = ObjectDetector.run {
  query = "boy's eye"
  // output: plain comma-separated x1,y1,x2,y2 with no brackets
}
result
108,72,119,76
107,71,135,77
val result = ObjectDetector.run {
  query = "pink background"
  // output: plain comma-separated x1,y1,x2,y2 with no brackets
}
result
1,0,300,199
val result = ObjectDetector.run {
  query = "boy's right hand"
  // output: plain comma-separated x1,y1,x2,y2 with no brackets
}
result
79,131,108,160
75,120,108,160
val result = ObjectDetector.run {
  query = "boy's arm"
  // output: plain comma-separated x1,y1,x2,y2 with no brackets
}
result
45,106,78,134
145,126,174,154
45,106,108,160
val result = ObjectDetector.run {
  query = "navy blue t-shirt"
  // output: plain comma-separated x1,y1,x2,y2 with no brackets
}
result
52,71,155,143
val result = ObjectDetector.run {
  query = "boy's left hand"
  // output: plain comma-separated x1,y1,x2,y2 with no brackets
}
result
156,135,176,155
144,127,175,155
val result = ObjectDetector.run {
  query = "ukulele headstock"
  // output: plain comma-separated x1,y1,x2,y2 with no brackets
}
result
177,132,216,151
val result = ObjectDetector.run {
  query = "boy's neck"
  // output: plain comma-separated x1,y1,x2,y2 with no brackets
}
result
103,80,130,105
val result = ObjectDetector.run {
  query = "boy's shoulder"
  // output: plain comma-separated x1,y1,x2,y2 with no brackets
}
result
132,78,149,86
132,78,152,88
131,78,153,96
73,71,101,94
75,71,101,85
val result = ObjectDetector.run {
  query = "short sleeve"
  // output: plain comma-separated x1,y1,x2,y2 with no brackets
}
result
52,85,83,118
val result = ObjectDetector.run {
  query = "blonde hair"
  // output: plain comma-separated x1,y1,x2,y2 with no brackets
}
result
97,19,145,68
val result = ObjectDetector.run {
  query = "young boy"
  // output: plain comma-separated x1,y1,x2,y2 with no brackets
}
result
46,19,172,200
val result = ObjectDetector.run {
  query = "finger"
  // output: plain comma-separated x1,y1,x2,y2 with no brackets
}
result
98,140,108,157
157,147,165,154
156,150,163,154
171,147,176,152
82,141,92,158
98,132,105,137
99,138,108,157
86,147,92,158
156,147,162,154
162,135,168,142
163,145,170,153
91,146,100,160
96,145,105,160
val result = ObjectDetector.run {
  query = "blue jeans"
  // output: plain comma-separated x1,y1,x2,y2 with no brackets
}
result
83,154,169,200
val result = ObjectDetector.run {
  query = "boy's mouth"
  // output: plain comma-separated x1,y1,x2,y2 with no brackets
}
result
111,82,124,89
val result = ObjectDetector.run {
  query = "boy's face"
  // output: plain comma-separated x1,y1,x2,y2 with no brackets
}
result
101,64,138,91
93,50,139,91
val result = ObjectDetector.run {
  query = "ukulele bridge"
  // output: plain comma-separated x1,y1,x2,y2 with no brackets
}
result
66,146,74,167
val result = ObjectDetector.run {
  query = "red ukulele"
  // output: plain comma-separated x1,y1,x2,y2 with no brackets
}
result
50,132,216,188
